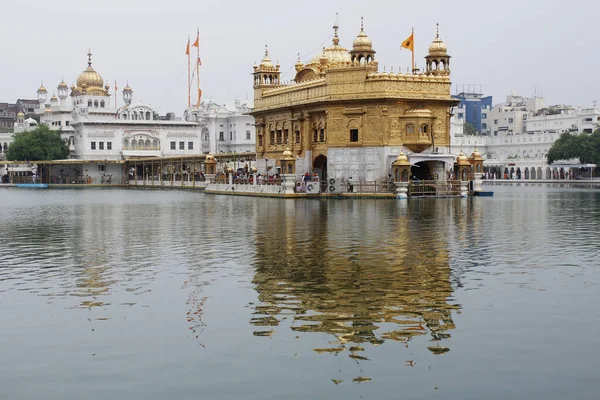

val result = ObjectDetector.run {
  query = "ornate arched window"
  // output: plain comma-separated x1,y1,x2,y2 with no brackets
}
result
420,124,429,134
94,100,99,107
88,100,92,107
100,100,105,108
406,124,415,134
146,111,151,120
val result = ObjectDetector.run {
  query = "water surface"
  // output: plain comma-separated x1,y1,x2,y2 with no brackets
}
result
1,186,599,399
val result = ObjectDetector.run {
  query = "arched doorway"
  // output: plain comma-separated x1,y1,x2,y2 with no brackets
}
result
411,161,431,180
313,155,327,181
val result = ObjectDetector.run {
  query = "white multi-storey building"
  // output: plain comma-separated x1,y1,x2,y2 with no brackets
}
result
451,91,599,180
184,98,256,155
8,51,254,161
483,91,545,136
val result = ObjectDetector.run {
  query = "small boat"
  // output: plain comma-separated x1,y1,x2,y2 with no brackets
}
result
14,183,49,189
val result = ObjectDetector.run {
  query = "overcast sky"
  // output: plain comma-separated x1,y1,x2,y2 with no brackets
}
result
2,0,598,114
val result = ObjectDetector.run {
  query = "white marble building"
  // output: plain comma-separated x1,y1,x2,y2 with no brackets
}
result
8,51,255,163
184,98,256,155
452,92,600,179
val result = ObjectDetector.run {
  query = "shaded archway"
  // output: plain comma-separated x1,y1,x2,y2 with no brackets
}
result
313,155,327,181
411,161,432,180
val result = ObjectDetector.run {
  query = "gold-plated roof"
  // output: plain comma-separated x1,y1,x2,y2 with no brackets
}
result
282,147,293,158
308,24,351,66
294,54,304,72
37,84,47,93
72,51,109,97
393,150,410,166
352,18,372,50
259,45,274,69
17,111,24,117
470,148,483,161
428,24,447,56
123,84,133,92
58,80,68,89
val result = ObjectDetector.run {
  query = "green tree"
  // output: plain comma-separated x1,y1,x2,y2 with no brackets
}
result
547,130,600,164
463,122,477,136
6,125,69,161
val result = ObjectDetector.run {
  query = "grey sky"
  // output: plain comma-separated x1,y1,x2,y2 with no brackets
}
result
2,0,598,114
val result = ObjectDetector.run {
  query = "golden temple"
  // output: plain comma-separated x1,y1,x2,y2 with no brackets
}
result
250,20,459,182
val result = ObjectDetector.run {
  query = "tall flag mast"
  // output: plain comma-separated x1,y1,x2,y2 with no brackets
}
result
401,28,415,74
192,28,202,107
114,80,118,108
185,37,191,108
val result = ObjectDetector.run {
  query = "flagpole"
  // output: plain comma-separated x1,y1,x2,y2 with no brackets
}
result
411,28,415,74
114,80,117,108
196,27,201,107
187,37,191,108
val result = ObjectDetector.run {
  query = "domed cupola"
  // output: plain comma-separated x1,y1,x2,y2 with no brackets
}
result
425,24,451,76
307,22,351,69
71,50,109,97
252,45,281,88
350,17,376,66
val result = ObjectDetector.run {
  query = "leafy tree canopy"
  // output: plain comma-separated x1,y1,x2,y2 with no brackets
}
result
6,125,69,161
463,122,477,136
547,129,600,164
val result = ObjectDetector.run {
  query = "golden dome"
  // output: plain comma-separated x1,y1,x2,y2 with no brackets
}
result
470,148,484,161
50,94,58,102
309,24,351,66
393,150,410,166
77,66,104,89
353,19,372,50
71,51,109,97
294,54,304,72
428,24,447,56
259,45,274,69
456,150,470,165
17,111,24,117
205,152,216,162
123,84,133,93
58,80,68,89
37,84,47,93
282,147,293,158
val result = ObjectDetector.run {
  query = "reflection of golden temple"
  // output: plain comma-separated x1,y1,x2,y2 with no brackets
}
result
250,200,461,356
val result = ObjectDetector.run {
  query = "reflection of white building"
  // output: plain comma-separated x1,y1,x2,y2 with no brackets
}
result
184,98,256,155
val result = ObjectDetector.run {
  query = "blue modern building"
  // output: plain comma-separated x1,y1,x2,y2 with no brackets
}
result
453,90,493,135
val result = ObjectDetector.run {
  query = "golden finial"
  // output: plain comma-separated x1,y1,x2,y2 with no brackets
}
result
264,44,269,58
87,49,92,66
361,16,364,30
332,13,340,46
436,23,440,38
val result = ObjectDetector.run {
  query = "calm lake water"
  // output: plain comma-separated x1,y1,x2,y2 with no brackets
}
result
1,186,599,400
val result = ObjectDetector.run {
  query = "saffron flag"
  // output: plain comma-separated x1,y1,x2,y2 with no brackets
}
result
192,36,199,48
198,58,202,66
401,33,414,51
114,80,118,91
185,40,190,55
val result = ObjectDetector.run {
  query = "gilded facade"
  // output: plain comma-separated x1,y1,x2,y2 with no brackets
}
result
250,21,460,181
